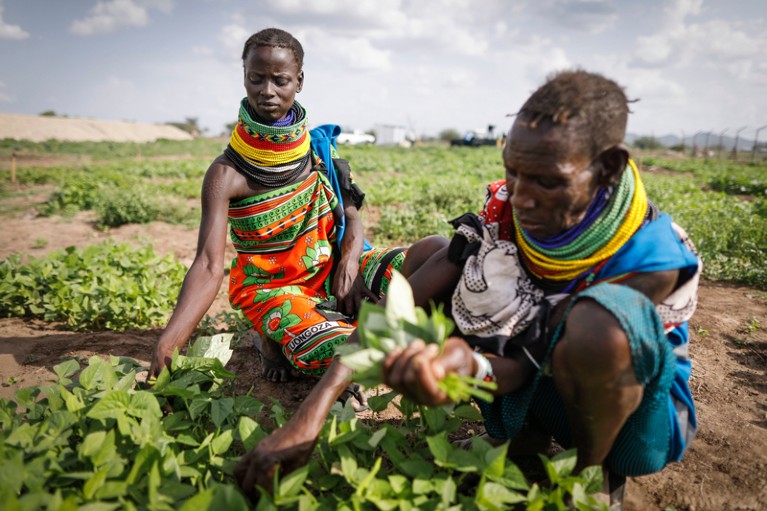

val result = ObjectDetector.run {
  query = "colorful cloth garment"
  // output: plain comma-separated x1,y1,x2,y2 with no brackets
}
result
224,97,404,374
450,166,701,472
228,170,405,375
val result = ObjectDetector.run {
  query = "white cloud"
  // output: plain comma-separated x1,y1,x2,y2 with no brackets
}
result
300,29,393,71
262,0,408,29
218,21,251,59
633,32,678,65
632,15,767,84
0,5,29,40
624,71,685,102
537,0,619,34
70,0,173,36
215,20,392,72
323,36,391,71
662,0,703,29
140,0,173,14
243,1,498,58
372,1,494,56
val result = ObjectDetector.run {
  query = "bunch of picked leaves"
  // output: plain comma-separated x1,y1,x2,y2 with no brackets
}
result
337,271,497,403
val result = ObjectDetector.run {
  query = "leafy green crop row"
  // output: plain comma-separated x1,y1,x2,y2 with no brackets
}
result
642,170,767,288
1,337,607,510
1,158,208,227
0,240,186,331
0,137,225,161
0,338,255,510
640,156,767,196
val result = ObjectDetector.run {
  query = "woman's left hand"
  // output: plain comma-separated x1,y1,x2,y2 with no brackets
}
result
333,260,376,316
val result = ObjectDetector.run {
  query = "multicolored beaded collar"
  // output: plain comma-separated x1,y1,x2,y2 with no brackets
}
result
224,98,311,186
514,159,648,281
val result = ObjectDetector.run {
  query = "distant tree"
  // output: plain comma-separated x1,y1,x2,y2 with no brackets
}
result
167,117,203,136
669,144,686,152
438,128,461,141
633,136,664,150
39,110,58,117
223,121,237,135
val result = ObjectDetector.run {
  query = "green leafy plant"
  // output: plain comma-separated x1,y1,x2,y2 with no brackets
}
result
0,334,258,510
2,331,606,509
708,175,767,196
0,240,186,331
738,316,761,335
337,271,497,403
41,173,104,215
94,187,163,228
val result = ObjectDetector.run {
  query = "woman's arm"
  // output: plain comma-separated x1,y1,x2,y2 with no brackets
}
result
333,190,376,316
235,357,353,500
235,239,462,497
149,163,233,375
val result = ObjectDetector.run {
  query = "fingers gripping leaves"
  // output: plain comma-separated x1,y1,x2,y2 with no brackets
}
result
336,271,497,403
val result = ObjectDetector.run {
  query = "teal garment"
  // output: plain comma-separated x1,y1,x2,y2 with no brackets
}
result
478,282,677,476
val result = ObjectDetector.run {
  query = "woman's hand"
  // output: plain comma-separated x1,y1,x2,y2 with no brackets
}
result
149,339,178,377
333,260,376,317
234,421,318,502
235,360,353,502
383,337,476,406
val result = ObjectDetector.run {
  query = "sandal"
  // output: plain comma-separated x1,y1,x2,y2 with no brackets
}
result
337,383,370,413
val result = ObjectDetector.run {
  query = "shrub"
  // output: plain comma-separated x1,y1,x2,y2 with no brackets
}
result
95,188,162,228
41,174,103,215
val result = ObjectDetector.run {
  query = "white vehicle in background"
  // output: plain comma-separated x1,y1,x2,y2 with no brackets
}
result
337,129,375,145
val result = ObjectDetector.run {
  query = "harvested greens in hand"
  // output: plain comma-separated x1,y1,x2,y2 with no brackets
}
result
336,271,497,403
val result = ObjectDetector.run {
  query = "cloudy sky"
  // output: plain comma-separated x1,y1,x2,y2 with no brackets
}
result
1,0,765,139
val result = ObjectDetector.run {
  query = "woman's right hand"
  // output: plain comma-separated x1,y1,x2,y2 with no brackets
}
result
383,337,476,406
149,339,177,377
235,421,318,502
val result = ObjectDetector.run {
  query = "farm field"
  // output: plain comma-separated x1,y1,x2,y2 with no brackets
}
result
1,139,766,509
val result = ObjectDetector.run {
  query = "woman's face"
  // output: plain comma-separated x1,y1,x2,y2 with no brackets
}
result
503,119,603,239
243,46,303,122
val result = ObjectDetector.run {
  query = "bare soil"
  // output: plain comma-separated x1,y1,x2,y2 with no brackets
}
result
0,183,765,511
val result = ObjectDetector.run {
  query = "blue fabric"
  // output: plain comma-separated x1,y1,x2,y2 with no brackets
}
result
594,212,699,463
310,124,372,252
310,124,345,247
477,213,699,473
598,214,698,280
666,323,697,462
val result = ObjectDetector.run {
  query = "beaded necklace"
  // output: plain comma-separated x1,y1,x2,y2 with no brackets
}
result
224,98,311,187
514,160,648,281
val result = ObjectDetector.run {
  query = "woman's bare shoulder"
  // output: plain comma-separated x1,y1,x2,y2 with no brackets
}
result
201,155,249,199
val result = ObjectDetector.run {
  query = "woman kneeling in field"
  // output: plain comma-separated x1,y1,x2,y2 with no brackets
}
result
149,27,443,409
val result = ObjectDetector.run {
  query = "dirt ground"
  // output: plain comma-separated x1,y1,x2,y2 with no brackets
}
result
0,185,765,510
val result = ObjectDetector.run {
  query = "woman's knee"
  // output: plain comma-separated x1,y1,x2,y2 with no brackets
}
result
401,235,449,276
553,299,635,385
